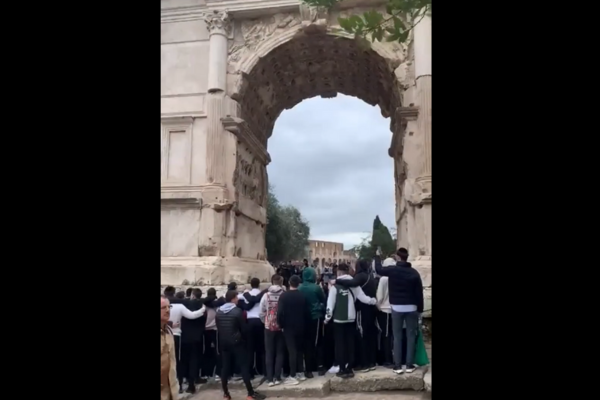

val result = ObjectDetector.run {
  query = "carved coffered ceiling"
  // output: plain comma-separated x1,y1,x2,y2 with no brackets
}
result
237,33,401,138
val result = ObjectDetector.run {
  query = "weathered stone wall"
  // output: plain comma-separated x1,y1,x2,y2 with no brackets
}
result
160,1,431,310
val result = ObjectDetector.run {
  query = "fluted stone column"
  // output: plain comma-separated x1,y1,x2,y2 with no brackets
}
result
414,13,431,197
413,13,432,268
198,10,231,257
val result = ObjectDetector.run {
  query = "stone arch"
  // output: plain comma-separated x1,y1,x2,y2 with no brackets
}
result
230,28,405,140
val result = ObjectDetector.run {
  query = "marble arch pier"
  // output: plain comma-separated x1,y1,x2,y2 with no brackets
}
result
161,0,431,310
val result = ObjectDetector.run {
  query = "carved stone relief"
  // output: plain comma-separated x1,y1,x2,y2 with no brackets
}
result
233,145,267,206
228,13,302,70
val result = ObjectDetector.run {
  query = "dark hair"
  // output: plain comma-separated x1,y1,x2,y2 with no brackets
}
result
250,277,260,288
186,288,193,297
225,290,238,302
192,288,202,298
164,286,176,297
289,275,301,288
397,247,409,261
303,259,308,263
272,274,283,286
175,291,185,299
207,287,216,296
227,282,237,291
338,263,349,272
356,259,369,273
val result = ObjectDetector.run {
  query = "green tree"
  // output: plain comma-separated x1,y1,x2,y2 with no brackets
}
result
350,216,397,260
371,215,397,257
265,185,311,263
350,234,374,260
302,0,431,44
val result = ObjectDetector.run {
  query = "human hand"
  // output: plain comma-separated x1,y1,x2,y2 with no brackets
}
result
173,321,180,329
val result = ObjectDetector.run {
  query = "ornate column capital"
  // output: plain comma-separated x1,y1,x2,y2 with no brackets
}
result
205,10,232,36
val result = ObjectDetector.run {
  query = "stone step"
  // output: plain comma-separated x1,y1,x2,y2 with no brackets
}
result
185,366,429,398
329,367,426,392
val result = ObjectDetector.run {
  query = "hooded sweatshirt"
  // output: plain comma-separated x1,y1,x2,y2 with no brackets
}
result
259,285,285,328
376,257,396,314
298,267,326,319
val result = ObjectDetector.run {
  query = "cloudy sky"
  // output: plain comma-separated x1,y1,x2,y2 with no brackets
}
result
267,94,395,250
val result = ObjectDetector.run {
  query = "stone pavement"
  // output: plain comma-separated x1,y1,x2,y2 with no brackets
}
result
179,366,430,399
183,390,429,400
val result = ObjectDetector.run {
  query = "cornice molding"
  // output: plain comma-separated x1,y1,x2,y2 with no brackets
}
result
161,0,302,23
221,116,271,165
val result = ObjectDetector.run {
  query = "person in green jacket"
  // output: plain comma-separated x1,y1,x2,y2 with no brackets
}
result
298,267,326,377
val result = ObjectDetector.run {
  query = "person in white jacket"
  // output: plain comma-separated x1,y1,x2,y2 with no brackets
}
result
376,257,396,367
168,292,206,392
324,263,376,379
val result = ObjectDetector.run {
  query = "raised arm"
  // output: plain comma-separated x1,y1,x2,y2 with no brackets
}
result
181,305,206,319
374,255,390,277
352,286,376,305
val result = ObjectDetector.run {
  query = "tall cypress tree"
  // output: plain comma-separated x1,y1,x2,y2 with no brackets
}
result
371,215,396,257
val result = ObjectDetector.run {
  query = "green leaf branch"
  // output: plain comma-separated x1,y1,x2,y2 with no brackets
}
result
302,0,431,43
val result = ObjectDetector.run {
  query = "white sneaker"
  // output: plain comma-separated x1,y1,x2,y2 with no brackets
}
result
328,365,339,374
284,376,299,385
405,365,417,373
214,375,221,382
273,379,281,386
297,372,307,381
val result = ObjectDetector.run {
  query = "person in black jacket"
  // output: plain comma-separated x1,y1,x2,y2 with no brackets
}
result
277,275,311,385
335,259,379,372
216,290,266,400
374,247,423,374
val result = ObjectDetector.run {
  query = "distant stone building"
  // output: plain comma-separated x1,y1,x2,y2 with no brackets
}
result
308,240,357,268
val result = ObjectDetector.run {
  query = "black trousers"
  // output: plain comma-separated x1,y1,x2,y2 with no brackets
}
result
323,320,335,369
174,335,184,386
181,341,201,385
283,329,304,377
264,330,285,381
377,312,394,365
221,345,253,396
304,318,324,372
247,318,265,376
358,309,378,368
334,322,356,372
202,330,218,377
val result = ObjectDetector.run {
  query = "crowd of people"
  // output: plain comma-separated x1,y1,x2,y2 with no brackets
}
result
160,247,428,400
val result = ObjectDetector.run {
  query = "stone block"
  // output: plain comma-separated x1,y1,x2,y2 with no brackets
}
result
329,367,425,392
423,369,431,392
254,376,330,397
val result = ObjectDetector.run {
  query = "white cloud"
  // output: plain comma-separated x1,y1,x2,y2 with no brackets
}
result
267,94,396,250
